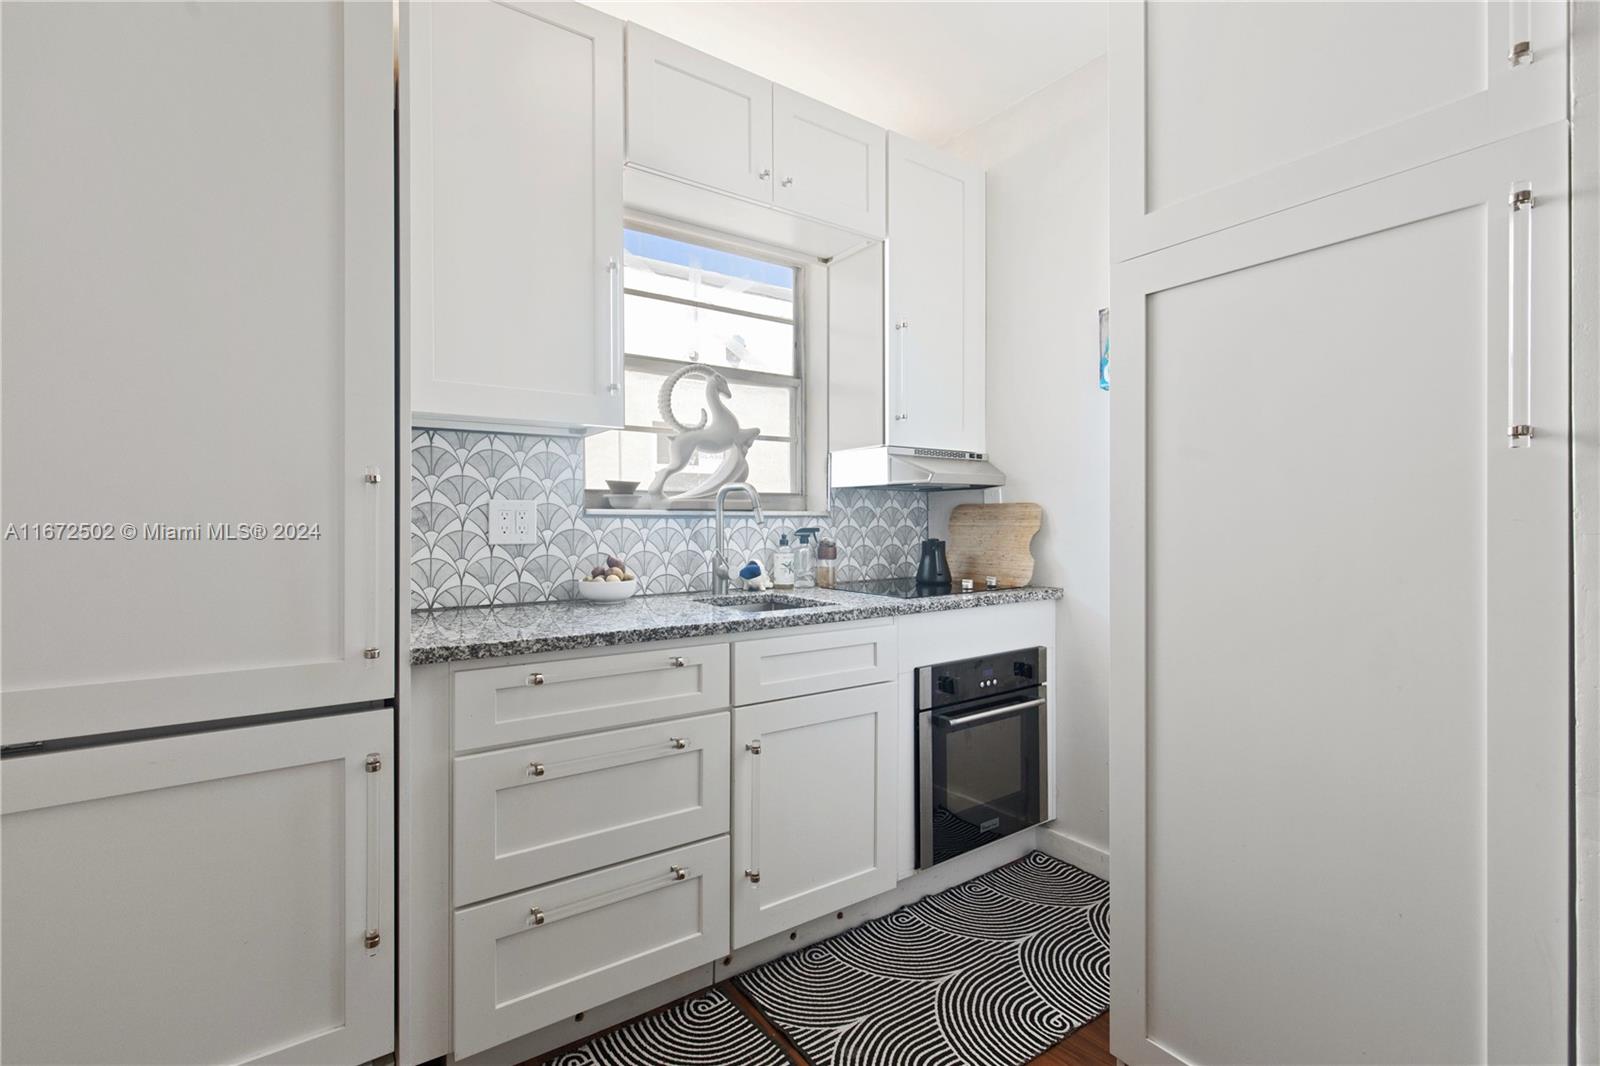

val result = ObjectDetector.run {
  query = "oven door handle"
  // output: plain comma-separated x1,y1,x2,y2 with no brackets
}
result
932,694,1046,729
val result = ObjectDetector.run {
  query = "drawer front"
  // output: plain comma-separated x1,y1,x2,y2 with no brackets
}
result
453,711,730,905
453,643,730,751
732,623,896,704
452,837,730,1059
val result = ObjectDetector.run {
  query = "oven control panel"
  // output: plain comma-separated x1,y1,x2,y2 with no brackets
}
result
916,646,1045,711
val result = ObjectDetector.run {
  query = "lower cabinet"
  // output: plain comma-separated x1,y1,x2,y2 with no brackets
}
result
452,836,730,1059
0,709,394,1066
732,681,897,947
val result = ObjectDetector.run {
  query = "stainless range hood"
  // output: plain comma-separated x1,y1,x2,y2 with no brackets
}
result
829,446,1007,490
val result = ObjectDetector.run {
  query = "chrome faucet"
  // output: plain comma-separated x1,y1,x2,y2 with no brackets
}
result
712,482,764,594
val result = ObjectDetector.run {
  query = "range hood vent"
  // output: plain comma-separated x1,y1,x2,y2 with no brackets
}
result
830,446,1006,490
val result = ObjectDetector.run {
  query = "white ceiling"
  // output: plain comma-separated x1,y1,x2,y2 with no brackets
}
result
582,1,1108,146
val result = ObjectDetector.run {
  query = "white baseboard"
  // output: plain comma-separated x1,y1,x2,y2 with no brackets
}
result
1036,825,1110,881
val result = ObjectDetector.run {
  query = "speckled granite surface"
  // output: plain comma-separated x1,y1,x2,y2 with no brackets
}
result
411,585,1063,665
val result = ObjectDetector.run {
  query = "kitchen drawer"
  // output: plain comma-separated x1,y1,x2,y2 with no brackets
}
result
452,836,729,1059
453,643,730,751
453,711,730,905
732,623,896,704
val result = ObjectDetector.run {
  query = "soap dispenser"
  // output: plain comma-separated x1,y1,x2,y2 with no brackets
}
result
771,533,796,589
793,527,820,588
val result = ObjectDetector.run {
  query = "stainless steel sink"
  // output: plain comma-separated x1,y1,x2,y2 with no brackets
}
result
693,594,832,613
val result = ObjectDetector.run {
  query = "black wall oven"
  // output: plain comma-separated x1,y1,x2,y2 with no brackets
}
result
915,647,1049,869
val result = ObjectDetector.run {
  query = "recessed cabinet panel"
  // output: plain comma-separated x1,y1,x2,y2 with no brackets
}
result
732,623,896,705
1,711,394,1066
452,711,731,904
1111,0,1569,258
453,643,731,751
773,85,886,236
732,683,896,947
886,134,986,454
626,25,774,202
453,837,730,1059
407,0,624,431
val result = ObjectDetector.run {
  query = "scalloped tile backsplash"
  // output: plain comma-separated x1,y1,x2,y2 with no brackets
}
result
410,429,930,611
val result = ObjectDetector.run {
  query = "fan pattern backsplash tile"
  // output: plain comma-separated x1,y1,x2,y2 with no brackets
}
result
411,429,930,611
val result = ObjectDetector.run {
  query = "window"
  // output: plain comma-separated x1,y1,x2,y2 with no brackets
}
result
585,227,807,509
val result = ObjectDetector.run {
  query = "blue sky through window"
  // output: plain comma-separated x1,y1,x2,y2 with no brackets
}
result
624,229,793,291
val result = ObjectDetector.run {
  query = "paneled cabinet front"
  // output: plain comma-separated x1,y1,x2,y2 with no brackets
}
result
453,711,731,904
772,85,887,236
732,682,897,947
1,710,394,1066
406,0,625,432
453,837,730,1059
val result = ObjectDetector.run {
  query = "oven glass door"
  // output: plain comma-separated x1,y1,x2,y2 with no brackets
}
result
919,690,1046,868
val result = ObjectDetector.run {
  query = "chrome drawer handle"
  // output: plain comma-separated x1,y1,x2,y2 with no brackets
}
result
668,656,687,668
529,907,545,926
527,672,545,686
745,869,761,883
671,865,687,881
529,762,545,777
669,737,688,750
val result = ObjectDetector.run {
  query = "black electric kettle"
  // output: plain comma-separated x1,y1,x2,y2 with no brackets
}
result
915,538,951,586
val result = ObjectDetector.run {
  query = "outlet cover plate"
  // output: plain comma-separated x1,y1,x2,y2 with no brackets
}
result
488,500,537,545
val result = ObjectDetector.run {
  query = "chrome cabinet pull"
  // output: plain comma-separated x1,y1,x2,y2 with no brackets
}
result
781,176,794,187
745,738,762,887
529,762,546,777
363,750,382,955
1509,0,1532,65
1508,182,1534,447
529,907,545,926
527,672,545,686
671,864,688,881
365,465,383,661
669,737,688,750
758,168,771,180
606,257,623,395
892,320,910,422
668,656,687,668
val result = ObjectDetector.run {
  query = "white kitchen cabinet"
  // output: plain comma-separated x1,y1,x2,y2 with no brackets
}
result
732,682,897,947
453,836,730,1059
772,85,887,235
406,0,625,432
1,710,394,1066
1110,125,1570,1065
1,0,395,742
731,621,896,705
453,710,730,904
1110,0,1569,259
626,24,774,202
886,134,986,453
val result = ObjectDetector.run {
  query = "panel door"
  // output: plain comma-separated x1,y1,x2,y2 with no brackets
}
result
886,134,986,453
772,85,886,236
1,710,394,1066
1109,124,1569,1065
626,24,774,202
0,1,395,742
406,0,625,432
732,682,897,947
1111,0,1569,259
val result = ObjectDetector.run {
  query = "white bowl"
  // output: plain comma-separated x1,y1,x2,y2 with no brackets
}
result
605,494,646,509
576,578,638,602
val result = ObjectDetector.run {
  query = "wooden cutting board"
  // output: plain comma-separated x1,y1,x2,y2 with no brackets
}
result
946,503,1043,589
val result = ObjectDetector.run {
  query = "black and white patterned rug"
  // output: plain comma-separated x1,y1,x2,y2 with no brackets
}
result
545,987,787,1066
736,851,1109,1066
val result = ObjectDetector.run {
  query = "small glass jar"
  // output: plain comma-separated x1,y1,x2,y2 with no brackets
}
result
816,538,838,588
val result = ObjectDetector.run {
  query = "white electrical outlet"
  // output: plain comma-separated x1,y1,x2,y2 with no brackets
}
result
488,500,537,545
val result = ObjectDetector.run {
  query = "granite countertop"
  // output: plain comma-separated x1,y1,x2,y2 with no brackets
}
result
411,585,1062,665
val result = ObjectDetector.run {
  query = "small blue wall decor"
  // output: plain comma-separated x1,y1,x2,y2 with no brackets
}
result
1098,307,1110,392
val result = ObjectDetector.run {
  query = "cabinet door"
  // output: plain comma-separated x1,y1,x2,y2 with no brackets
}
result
732,682,896,948
1109,125,1569,1066
772,86,886,236
406,0,625,431
0,1,395,742
626,24,774,202
1,710,394,1066
1111,0,1568,260
886,134,986,453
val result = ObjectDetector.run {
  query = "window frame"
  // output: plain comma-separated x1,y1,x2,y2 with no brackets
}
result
584,218,823,513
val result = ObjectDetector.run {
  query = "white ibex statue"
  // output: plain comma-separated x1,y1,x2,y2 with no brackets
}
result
642,364,760,502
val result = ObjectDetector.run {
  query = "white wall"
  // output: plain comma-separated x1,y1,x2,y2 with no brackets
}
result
945,57,1111,876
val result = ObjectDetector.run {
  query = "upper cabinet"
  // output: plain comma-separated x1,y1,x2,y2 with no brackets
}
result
772,86,887,236
406,0,625,432
885,134,986,454
626,25,887,237
1111,0,1569,259
1,0,395,742
626,25,775,203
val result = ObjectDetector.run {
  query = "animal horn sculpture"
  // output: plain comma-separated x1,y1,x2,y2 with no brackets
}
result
642,364,761,502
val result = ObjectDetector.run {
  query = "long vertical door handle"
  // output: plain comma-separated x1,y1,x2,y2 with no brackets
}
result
893,320,909,422
606,257,623,395
363,752,382,952
1508,184,1534,447
364,467,383,661
744,739,762,883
